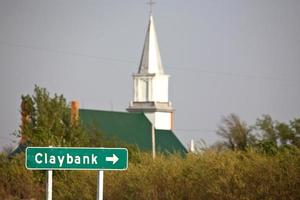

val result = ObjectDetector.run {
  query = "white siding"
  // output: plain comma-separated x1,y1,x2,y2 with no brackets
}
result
152,75,169,102
145,112,171,130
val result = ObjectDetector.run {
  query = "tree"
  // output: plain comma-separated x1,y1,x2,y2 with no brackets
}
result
276,122,293,145
290,118,300,147
255,115,278,144
255,115,300,150
19,85,87,147
216,114,254,151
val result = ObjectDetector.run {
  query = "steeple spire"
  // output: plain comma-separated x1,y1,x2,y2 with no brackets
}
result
138,14,164,74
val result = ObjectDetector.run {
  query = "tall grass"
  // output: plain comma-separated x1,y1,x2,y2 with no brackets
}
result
1,149,300,199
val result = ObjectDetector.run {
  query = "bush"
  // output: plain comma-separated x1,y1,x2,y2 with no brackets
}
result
0,150,300,199
0,153,43,200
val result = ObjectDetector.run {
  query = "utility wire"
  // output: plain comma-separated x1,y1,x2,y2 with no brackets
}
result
168,66,298,84
0,40,299,85
0,40,137,64
175,128,216,133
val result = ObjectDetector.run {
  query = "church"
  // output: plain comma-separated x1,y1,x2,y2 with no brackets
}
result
75,14,187,154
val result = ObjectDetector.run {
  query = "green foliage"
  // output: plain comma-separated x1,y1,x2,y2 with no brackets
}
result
255,115,300,147
20,85,88,147
256,114,278,143
216,114,300,154
1,150,300,199
0,153,43,199
290,118,300,146
53,170,97,200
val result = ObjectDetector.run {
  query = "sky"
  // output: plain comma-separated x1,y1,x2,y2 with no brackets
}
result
0,0,300,150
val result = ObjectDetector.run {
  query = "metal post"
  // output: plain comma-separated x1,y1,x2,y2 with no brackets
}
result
152,125,156,159
46,170,53,200
97,170,104,200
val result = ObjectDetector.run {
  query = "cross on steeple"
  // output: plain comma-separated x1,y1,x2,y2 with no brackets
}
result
147,0,155,14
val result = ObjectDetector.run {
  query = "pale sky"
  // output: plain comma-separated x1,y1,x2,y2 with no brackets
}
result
0,0,300,149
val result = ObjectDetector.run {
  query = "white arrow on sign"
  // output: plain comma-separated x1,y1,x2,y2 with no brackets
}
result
105,154,119,165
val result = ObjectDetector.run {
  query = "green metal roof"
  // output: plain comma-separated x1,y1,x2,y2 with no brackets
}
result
155,129,188,154
79,109,187,154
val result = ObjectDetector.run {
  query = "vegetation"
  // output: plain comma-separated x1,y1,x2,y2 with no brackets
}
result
1,150,300,199
216,113,300,154
0,86,299,199
19,86,87,147
18,85,137,151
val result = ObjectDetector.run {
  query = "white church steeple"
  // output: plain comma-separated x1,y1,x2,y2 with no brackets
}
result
138,15,164,74
127,14,174,130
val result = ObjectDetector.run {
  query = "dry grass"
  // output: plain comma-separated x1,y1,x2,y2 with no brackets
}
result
0,150,300,200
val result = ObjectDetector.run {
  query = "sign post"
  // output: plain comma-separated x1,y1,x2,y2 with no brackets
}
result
46,170,52,200
26,147,128,199
97,170,104,200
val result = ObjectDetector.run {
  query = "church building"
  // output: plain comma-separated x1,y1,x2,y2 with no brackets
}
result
76,14,187,154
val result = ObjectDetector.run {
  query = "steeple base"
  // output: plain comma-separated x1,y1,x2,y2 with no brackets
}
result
127,101,173,112
127,101,174,130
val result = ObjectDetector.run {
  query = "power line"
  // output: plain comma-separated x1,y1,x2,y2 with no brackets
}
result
0,40,137,65
167,66,299,84
175,128,216,133
0,40,298,85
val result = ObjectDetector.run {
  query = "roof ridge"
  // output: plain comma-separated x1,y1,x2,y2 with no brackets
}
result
79,108,142,115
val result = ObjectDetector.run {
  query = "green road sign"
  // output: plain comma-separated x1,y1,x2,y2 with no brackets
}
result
26,147,128,170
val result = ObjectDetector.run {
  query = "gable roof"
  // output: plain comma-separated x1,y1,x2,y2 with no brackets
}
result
79,109,187,154
155,129,187,154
